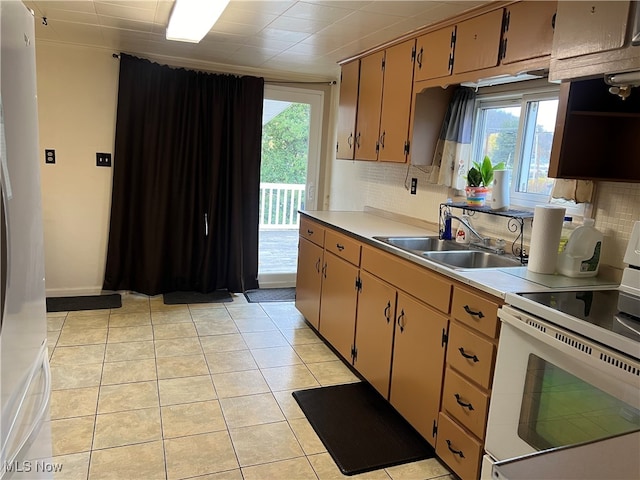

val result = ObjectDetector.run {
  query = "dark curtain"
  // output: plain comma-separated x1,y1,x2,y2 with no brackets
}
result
103,54,264,295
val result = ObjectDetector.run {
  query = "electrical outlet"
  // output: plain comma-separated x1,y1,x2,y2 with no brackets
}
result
96,152,112,167
45,149,55,164
410,177,417,195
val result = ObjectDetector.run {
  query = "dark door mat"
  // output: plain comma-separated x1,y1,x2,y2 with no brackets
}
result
163,290,232,305
46,294,121,312
292,382,435,476
244,287,296,303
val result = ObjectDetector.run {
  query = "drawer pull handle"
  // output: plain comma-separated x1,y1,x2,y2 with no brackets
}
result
458,347,479,363
463,305,484,318
446,440,465,458
384,301,391,323
454,393,474,411
336,243,345,251
307,229,314,235
397,309,406,332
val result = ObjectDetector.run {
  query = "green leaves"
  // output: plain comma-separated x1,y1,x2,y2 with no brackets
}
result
468,155,506,187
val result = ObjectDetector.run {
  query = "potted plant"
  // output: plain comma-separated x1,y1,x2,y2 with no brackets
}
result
465,156,506,207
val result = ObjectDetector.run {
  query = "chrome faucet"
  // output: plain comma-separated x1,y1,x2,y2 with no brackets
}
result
445,213,505,254
446,214,486,243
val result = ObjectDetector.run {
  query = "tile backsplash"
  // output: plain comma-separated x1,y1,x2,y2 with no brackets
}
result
329,161,640,269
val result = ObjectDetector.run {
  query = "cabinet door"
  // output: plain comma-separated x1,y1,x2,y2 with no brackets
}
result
295,237,323,330
353,271,396,398
414,26,455,82
501,1,556,64
390,292,448,446
336,60,360,160
319,252,359,362
552,1,630,60
378,39,416,163
355,51,385,161
453,9,504,74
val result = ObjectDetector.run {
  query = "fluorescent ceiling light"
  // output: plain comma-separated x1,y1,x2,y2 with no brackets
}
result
166,0,230,43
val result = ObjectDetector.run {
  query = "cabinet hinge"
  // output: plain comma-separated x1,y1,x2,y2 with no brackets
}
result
381,57,385,71
411,45,416,62
351,345,358,362
441,328,448,347
375,141,380,154
448,54,454,71
450,30,456,47
404,140,410,155
432,420,438,438
503,9,511,33
355,276,362,292
336,141,339,153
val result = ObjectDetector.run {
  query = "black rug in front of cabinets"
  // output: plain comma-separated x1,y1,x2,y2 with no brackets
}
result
292,382,435,476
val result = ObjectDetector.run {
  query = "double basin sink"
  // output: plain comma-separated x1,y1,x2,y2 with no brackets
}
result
373,236,522,270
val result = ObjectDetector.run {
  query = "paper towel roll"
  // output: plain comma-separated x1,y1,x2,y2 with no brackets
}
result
527,205,566,274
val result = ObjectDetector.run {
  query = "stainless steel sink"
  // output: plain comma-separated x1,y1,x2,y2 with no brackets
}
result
422,250,522,269
373,236,464,252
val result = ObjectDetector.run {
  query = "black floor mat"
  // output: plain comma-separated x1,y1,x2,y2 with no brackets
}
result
244,287,296,303
46,294,121,312
163,290,232,305
292,382,435,476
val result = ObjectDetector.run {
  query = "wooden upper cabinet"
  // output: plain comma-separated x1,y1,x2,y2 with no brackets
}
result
552,1,630,60
414,26,455,82
336,60,359,160
500,1,556,64
453,8,504,74
378,39,416,163
355,51,385,161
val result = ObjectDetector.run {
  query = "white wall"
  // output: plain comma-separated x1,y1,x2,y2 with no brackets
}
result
36,43,119,296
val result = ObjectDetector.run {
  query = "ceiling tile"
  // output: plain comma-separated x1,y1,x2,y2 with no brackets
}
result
210,20,269,37
32,1,97,14
361,1,441,17
225,0,296,17
94,2,156,22
98,15,154,32
219,8,278,27
281,2,355,22
255,27,312,43
34,8,100,26
266,15,329,34
154,1,173,24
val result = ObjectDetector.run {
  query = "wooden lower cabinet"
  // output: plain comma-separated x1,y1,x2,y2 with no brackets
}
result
389,292,448,446
436,412,483,480
318,251,359,362
353,270,396,398
295,237,323,330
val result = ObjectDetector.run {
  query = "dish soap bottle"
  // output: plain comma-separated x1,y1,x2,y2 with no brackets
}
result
557,218,603,277
455,215,471,244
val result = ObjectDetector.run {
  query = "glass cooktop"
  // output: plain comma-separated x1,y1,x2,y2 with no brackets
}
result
517,290,640,345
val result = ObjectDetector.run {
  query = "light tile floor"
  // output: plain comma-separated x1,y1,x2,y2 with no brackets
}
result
47,293,454,480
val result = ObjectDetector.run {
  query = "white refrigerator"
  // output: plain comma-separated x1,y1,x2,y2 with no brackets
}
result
1,1,53,479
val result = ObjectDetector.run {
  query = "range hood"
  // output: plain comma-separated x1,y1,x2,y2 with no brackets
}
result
460,70,548,89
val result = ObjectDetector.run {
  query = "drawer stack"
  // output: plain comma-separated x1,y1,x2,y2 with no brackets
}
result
436,285,501,480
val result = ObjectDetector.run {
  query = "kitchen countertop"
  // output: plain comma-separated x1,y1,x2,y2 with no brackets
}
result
301,210,618,299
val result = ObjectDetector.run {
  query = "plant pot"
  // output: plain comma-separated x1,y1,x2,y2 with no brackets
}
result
465,186,490,207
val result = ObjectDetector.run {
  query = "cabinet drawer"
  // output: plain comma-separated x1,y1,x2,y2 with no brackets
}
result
361,246,452,314
300,217,325,247
447,322,496,389
451,287,500,339
442,367,490,440
436,412,482,480
325,230,361,266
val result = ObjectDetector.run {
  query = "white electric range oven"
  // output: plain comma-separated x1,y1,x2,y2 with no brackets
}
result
481,288,640,480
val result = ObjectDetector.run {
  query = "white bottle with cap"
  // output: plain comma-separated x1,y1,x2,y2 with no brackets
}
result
455,215,472,244
557,218,603,277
